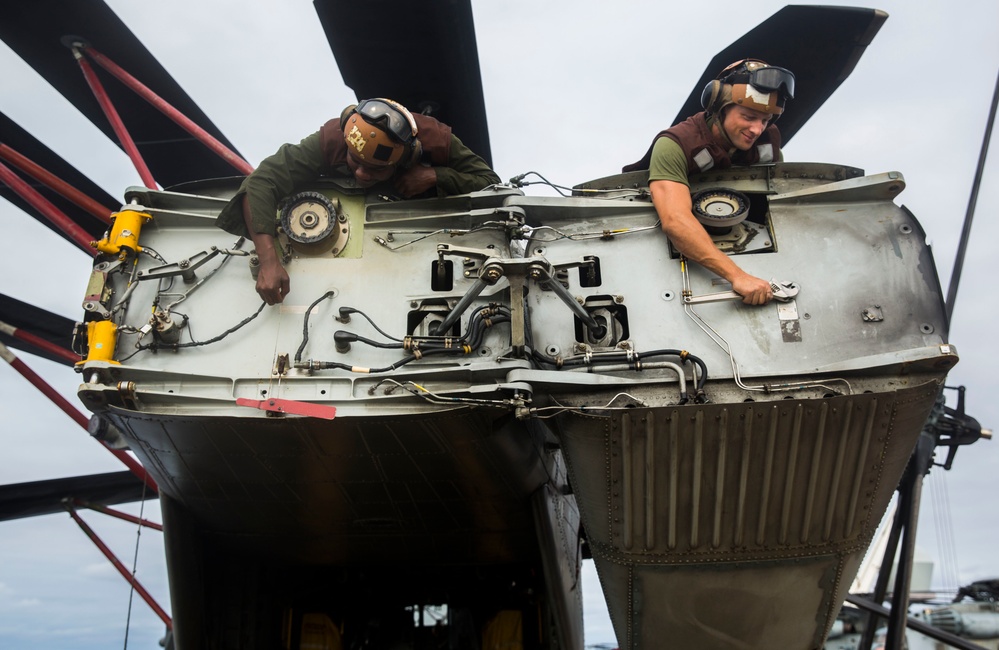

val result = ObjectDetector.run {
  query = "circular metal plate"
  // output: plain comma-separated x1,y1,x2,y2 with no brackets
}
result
280,192,337,244
691,189,750,228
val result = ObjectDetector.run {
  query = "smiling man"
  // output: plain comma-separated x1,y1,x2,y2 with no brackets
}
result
216,98,499,304
624,60,795,305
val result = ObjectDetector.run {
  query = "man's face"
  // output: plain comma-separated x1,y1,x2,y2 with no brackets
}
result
346,153,396,187
720,106,772,151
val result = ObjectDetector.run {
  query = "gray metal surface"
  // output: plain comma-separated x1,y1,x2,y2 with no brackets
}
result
556,378,941,649
77,161,955,649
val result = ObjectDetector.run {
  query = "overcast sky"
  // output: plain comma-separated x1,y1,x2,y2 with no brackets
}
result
1,1,997,648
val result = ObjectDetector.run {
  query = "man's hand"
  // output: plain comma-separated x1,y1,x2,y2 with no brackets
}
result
394,166,437,197
255,254,290,305
731,273,773,305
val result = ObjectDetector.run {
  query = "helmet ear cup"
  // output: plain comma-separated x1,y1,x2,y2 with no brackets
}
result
402,139,423,169
701,80,722,113
340,104,357,125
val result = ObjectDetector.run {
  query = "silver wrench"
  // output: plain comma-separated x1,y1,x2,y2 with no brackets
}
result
683,279,799,305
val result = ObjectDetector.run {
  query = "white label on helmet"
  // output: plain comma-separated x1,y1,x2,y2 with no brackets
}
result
346,125,367,153
693,148,714,171
757,143,774,162
746,86,773,108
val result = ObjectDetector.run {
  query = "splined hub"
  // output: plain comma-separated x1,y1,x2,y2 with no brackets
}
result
280,191,338,244
691,189,750,230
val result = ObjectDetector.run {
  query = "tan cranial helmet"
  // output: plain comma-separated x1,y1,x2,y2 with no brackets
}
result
341,98,419,167
701,59,796,118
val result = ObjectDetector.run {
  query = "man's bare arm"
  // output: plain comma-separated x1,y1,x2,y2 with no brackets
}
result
242,195,289,305
650,179,772,305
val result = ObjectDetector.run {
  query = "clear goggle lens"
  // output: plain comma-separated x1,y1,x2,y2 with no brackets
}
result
355,99,415,143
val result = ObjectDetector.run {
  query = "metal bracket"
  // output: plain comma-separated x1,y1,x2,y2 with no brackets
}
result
138,247,225,284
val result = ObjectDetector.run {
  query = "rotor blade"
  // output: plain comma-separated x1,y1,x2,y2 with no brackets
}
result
672,6,887,145
0,471,154,522
313,0,492,166
945,68,999,322
0,111,115,244
0,0,244,187
0,293,78,367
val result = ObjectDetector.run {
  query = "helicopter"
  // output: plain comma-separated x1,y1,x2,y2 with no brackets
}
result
0,1,996,648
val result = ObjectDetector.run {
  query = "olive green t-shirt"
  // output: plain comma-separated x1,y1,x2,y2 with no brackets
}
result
647,137,690,186
215,131,500,238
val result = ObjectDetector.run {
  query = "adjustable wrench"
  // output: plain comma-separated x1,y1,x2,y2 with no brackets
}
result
683,279,799,305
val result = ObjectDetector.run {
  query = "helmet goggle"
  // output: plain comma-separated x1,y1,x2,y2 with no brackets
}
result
354,98,418,144
722,60,795,99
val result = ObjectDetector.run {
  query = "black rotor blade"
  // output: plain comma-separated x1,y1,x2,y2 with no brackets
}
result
0,111,115,244
314,0,492,166
0,0,244,188
0,293,78,367
0,471,154,522
673,5,887,145
945,68,999,322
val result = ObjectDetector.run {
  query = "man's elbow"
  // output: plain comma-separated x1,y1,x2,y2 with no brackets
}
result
656,210,688,235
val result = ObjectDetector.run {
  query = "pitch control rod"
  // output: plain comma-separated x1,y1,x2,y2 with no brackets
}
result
65,39,157,189
80,45,254,176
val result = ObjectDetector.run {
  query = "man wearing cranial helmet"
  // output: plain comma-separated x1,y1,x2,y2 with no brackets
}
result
216,98,500,305
624,59,795,306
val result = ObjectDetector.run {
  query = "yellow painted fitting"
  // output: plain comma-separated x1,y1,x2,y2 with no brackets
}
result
85,320,120,365
93,209,152,257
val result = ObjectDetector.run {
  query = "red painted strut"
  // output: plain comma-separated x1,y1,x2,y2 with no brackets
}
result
83,47,254,176
0,341,158,493
69,45,158,189
72,499,163,531
0,319,79,365
0,160,98,256
67,505,172,629
0,144,113,224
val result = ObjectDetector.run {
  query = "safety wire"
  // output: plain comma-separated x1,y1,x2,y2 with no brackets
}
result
508,171,648,199
374,218,515,251
122,480,148,649
679,257,853,395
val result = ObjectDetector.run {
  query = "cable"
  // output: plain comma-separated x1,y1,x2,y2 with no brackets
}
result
509,171,649,199
120,301,266,360
122,480,148,649
295,291,337,363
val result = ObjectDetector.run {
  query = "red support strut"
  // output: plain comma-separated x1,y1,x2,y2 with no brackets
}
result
66,505,172,629
83,47,254,176
0,341,159,494
0,319,80,365
0,160,98,256
0,144,113,224
69,44,158,189
73,499,164,531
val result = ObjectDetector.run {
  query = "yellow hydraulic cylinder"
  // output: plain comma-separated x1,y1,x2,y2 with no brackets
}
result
93,208,151,257
84,320,120,364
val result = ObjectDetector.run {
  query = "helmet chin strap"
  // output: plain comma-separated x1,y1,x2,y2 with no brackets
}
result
709,110,738,151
